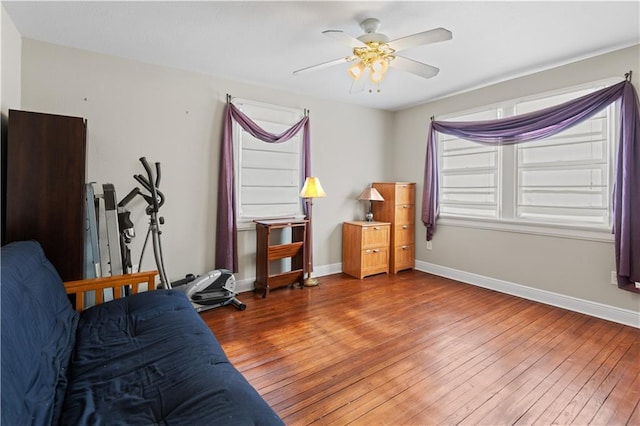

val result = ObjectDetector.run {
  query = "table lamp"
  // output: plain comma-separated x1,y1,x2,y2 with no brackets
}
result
357,185,384,221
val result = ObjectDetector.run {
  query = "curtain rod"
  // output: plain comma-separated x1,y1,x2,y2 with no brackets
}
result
225,93,308,115
429,72,635,121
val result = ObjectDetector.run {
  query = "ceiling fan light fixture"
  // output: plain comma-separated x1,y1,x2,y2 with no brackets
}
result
348,62,365,80
370,70,383,84
370,57,389,83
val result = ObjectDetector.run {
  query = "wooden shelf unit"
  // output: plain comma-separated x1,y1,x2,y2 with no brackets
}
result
342,221,390,279
254,219,308,297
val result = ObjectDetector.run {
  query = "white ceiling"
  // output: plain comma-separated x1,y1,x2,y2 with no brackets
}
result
4,1,639,111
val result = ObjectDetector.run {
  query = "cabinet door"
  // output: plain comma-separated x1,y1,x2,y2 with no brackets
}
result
395,224,415,246
394,204,415,225
361,225,389,249
395,183,415,205
361,247,389,275
4,110,86,281
394,245,415,272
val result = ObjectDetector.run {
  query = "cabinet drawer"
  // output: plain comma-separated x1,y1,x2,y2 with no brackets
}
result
361,224,390,249
395,183,415,205
394,224,415,246
361,247,389,275
394,244,414,272
394,204,415,225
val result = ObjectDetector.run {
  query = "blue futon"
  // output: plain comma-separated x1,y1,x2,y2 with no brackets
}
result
1,241,283,425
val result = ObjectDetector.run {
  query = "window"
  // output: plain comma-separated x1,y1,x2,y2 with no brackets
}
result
232,99,305,226
439,109,500,218
438,79,620,232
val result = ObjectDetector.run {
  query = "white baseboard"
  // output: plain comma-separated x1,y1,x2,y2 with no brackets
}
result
313,262,343,277
415,260,639,329
235,278,255,294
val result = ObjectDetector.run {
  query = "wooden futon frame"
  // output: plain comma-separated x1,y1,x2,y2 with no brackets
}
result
64,271,158,312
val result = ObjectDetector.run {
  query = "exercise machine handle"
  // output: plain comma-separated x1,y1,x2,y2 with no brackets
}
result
133,174,165,209
134,174,153,193
155,162,162,188
140,157,160,213
117,187,141,208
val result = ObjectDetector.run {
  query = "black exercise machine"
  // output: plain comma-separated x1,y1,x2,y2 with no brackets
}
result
115,157,246,311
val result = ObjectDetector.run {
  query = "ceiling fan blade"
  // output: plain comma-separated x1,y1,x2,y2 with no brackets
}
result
322,30,366,48
387,27,452,52
293,57,351,75
391,56,440,79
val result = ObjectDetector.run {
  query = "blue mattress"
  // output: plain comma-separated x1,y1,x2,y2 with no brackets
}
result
61,289,283,425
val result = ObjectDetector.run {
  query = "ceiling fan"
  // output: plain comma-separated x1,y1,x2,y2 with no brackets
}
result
293,18,453,93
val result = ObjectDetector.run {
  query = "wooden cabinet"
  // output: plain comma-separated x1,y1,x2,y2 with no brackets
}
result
372,182,415,273
342,221,390,279
3,110,87,281
254,219,308,297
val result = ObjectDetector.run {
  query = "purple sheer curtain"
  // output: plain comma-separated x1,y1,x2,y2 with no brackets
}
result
422,80,640,292
215,102,311,272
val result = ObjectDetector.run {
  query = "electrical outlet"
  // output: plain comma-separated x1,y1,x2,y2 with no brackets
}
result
635,282,640,289
611,271,617,285
426,241,433,250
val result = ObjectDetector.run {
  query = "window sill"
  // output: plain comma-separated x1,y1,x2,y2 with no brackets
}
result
438,216,614,243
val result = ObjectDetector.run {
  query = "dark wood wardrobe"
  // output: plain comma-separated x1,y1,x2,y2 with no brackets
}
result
3,109,86,281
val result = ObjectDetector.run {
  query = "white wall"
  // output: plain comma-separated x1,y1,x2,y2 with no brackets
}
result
1,5,22,239
392,45,640,313
1,4,21,117
20,39,393,284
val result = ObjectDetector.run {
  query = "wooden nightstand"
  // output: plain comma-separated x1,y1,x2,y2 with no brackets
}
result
342,221,390,279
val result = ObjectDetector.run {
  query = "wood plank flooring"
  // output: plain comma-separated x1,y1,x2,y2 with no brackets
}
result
200,270,640,425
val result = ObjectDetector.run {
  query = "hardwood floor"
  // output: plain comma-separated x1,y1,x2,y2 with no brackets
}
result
200,270,640,425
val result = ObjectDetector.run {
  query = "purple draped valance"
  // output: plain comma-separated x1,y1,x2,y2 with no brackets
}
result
422,80,640,293
215,102,311,272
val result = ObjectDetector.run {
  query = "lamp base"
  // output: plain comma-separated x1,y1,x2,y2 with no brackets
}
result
364,211,374,222
304,277,319,287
